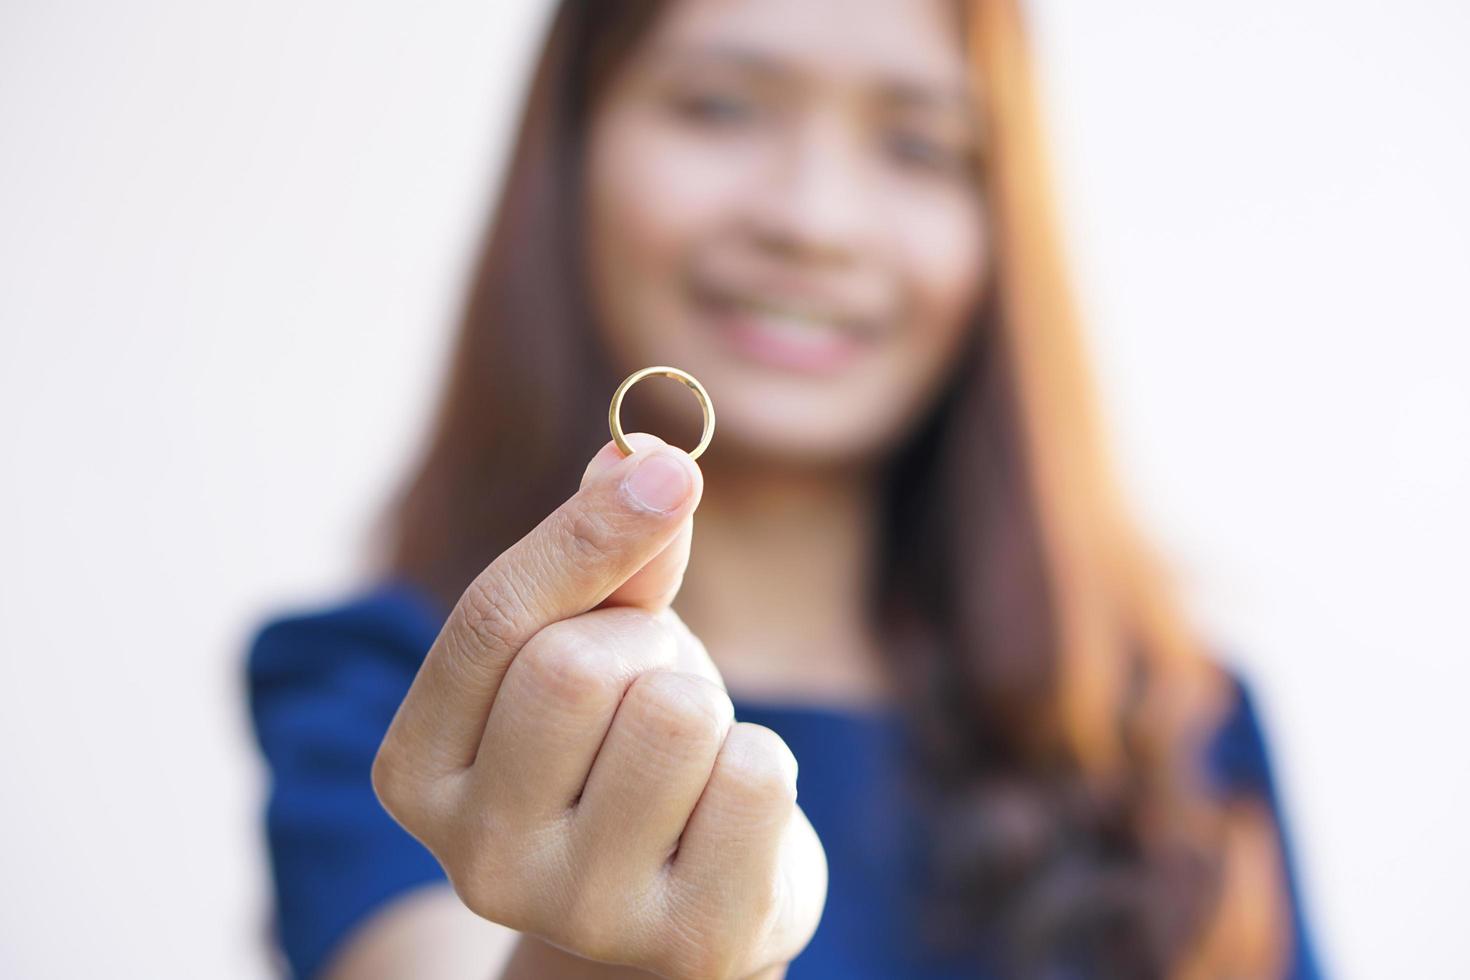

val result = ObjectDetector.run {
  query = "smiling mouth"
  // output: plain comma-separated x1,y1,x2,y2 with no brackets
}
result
693,279,886,337
689,279,887,374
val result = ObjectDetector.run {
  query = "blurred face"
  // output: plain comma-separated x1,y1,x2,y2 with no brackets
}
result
584,0,987,469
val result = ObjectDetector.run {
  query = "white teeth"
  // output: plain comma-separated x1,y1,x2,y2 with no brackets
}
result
698,282,872,349
734,298,842,330
746,309,852,350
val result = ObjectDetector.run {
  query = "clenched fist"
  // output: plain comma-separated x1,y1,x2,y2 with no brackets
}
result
371,433,828,980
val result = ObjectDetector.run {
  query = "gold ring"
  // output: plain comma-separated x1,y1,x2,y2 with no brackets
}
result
608,365,715,461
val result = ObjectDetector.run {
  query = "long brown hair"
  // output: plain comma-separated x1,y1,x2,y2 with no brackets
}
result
378,1,1292,974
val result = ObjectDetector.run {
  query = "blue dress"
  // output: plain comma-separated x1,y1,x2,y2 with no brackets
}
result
245,580,1323,978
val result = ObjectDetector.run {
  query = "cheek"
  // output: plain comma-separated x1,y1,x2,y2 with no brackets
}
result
586,111,747,342
900,194,989,345
816,192,986,455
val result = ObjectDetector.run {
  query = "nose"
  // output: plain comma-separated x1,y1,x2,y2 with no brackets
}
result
742,111,879,267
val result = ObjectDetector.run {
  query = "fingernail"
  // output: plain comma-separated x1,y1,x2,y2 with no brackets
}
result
622,450,693,513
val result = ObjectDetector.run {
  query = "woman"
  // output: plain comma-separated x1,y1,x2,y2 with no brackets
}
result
247,0,1321,977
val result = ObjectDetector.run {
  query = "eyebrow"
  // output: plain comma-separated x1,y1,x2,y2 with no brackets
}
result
646,42,977,114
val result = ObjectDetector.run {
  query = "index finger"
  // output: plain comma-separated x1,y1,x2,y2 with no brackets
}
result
382,437,703,777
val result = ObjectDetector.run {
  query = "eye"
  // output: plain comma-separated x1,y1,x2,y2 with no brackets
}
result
885,129,973,177
670,89,760,126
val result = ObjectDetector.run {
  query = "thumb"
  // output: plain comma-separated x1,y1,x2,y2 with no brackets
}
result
584,433,724,690
581,432,699,612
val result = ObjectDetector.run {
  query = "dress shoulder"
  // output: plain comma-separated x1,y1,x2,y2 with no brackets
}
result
244,579,448,979
248,579,443,680
1205,669,1279,797
1202,666,1327,979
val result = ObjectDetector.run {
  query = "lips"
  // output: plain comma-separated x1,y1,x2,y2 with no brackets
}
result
690,278,888,375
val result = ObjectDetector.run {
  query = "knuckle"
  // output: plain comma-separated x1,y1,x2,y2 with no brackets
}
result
455,574,532,665
449,863,524,928
370,737,433,829
714,723,799,811
553,504,623,575
517,627,619,710
369,748,405,817
446,862,501,922
625,670,734,746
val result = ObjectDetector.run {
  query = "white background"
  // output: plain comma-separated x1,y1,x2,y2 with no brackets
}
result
1,1,1465,977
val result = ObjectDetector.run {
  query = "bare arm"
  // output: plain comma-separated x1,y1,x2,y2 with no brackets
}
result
323,883,787,980
322,884,519,980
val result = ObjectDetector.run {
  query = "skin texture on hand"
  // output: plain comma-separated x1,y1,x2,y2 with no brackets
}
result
370,432,827,980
